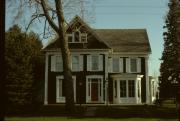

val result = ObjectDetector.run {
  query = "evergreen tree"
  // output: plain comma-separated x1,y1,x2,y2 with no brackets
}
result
5,25,44,113
160,0,180,99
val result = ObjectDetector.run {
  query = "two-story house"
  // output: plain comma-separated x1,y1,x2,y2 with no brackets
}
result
43,16,151,105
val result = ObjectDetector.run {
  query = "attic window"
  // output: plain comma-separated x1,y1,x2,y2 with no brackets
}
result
74,31,80,42
81,33,87,43
67,34,73,42
67,32,87,43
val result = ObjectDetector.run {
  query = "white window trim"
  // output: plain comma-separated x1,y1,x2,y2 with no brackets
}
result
116,79,136,98
87,54,103,71
56,76,76,103
67,32,87,43
129,58,141,73
86,75,104,103
71,54,83,71
67,34,74,43
51,55,63,72
80,33,87,43
112,57,123,73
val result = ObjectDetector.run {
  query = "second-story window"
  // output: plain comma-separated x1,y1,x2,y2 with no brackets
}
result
72,55,79,71
91,55,99,71
112,58,119,72
56,56,63,72
130,58,137,72
87,55,103,71
112,57,123,73
51,55,63,72
126,58,141,73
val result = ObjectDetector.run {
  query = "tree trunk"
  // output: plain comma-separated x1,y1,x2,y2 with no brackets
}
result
55,0,75,114
41,0,75,113
0,0,5,120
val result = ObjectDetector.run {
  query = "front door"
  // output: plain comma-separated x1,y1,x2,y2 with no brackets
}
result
91,80,99,101
86,76,103,103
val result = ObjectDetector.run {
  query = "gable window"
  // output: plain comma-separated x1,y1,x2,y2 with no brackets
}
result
67,31,87,43
81,33,87,43
72,55,79,71
112,57,123,72
67,34,73,42
74,31,80,42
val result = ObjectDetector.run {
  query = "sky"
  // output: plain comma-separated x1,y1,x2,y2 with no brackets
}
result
6,0,169,76
90,0,169,76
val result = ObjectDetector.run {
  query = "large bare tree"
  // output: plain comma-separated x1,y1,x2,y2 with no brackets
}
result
6,0,95,113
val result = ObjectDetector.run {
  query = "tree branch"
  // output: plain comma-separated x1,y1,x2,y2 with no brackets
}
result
25,13,45,32
40,0,59,33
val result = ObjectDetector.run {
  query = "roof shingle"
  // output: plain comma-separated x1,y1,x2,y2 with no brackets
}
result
94,29,151,53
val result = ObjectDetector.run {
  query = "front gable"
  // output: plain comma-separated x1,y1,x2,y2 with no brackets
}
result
43,16,109,50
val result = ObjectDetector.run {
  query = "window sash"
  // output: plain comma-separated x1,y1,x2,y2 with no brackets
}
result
56,56,63,72
114,81,117,98
67,34,73,42
120,80,126,97
130,58,137,72
81,34,87,43
128,80,135,97
91,56,99,71
72,56,79,71
112,58,120,72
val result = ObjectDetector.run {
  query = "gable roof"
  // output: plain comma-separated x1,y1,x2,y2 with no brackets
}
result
43,16,151,53
94,29,151,53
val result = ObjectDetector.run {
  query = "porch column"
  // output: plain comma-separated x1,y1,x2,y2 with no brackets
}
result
135,79,138,103
44,54,48,105
145,56,150,104
105,54,109,104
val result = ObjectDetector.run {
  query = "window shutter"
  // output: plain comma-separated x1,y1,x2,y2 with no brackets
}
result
51,55,56,72
79,55,84,71
119,58,123,72
126,58,130,73
137,58,141,73
87,55,91,71
99,55,103,71
108,57,112,72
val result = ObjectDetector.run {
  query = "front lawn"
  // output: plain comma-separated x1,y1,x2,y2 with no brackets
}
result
6,103,179,121
5,117,178,121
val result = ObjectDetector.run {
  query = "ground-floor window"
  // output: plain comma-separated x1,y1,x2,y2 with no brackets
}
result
86,75,103,103
120,80,126,97
128,80,135,97
115,80,135,98
56,76,76,103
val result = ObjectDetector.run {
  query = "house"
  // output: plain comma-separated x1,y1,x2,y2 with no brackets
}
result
43,16,152,105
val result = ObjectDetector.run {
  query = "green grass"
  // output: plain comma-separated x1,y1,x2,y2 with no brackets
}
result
5,117,178,121
6,100,179,121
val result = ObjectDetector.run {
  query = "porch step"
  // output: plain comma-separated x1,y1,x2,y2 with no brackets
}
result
84,107,97,117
